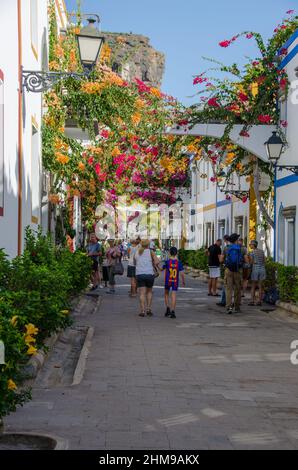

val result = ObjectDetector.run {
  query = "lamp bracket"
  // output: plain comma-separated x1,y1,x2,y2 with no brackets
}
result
276,165,298,176
220,189,250,200
22,69,89,93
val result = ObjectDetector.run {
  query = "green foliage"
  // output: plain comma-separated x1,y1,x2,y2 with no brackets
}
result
179,248,208,273
0,228,92,419
276,264,298,304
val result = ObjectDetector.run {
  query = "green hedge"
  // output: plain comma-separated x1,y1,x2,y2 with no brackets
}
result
0,228,92,419
179,248,208,273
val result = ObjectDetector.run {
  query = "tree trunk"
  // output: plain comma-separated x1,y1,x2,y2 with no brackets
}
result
253,159,274,229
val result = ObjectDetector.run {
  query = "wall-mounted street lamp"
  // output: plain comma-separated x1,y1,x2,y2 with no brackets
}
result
22,17,105,93
216,170,250,200
264,130,298,175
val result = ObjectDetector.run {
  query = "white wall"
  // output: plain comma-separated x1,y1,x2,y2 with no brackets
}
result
276,30,298,265
0,0,68,258
0,0,20,258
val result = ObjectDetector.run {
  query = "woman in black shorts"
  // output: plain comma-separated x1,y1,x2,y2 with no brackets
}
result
134,240,160,317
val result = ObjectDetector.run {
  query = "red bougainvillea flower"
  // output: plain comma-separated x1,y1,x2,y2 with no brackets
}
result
208,97,220,108
252,61,260,66
206,82,213,87
100,130,109,139
98,172,107,182
219,40,231,48
240,130,250,138
238,92,249,102
280,78,288,89
258,114,272,124
246,33,253,39
210,176,217,183
87,157,94,165
94,163,101,175
178,119,189,126
242,196,248,203
226,195,232,201
279,48,288,56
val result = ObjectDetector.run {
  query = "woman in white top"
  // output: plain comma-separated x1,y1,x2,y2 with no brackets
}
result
134,239,160,317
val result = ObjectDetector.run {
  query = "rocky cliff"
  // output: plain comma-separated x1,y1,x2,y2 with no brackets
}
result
102,32,165,87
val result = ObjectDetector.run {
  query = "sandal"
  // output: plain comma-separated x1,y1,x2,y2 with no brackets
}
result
139,312,145,317
147,310,153,317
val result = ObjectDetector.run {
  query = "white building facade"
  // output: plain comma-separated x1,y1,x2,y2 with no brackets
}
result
0,0,67,258
275,29,298,266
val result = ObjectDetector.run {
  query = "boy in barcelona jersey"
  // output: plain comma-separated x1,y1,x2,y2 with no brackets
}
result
163,247,185,319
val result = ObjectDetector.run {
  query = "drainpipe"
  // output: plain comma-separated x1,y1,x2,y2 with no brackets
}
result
17,0,23,255
273,167,277,261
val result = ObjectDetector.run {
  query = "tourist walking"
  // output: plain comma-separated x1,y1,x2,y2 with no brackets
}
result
163,247,185,319
127,239,138,297
86,233,102,291
134,239,160,317
248,240,266,306
220,233,249,314
217,235,230,307
106,240,122,294
207,239,222,297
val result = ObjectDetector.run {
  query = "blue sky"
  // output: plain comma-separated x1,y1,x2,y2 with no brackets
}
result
65,0,293,104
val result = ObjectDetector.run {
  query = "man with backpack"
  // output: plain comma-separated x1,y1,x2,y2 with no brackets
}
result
220,233,249,314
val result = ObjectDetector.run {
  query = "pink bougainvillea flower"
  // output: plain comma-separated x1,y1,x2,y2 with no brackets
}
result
240,130,250,138
87,157,94,165
210,176,217,183
208,97,220,108
132,143,140,151
246,33,253,39
242,196,248,203
252,61,260,66
238,92,249,102
206,82,213,87
178,119,189,126
219,40,231,48
193,76,207,85
280,120,288,128
287,10,294,14
279,48,288,56
258,114,272,124
226,195,232,201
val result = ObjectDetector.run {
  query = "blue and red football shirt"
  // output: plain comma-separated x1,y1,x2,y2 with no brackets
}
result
163,259,184,290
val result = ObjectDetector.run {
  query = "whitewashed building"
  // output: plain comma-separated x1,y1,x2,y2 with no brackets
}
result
187,158,250,249
0,0,67,258
275,29,298,266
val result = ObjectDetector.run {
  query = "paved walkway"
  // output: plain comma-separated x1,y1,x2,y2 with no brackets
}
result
5,271,298,449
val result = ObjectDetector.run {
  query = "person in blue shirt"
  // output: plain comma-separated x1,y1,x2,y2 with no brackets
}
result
163,247,185,318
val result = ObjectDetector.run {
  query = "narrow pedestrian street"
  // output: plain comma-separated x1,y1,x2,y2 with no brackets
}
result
5,271,298,450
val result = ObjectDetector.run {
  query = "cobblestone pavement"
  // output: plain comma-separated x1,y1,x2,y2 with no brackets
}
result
5,271,298,449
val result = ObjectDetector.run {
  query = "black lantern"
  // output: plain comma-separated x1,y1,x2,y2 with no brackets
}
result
76,18,105,71
264,131,285,164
